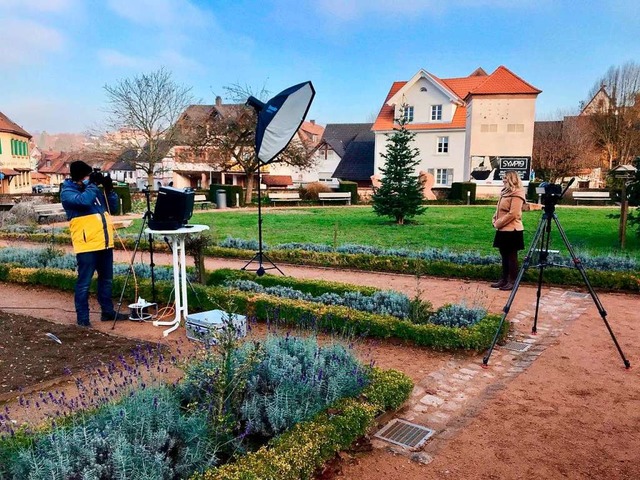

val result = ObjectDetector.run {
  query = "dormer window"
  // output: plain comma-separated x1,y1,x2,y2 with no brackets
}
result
431,105,443,121
402,105,414,123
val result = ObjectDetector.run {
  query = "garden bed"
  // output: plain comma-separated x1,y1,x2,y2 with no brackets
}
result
0,311,151,400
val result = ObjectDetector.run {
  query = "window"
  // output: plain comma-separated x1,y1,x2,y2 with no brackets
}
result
507,124,524,133
431,104,442,121
427,168,454,186
402,105,414,123
437,136,449,154
480,124,498,133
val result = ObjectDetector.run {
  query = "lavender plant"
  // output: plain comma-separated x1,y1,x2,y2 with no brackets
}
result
429,303,487,328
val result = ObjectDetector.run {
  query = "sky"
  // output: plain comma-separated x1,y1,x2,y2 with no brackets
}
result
1,0,639,134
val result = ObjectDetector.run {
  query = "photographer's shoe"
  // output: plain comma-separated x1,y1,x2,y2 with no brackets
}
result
101,311,129,321
490,279,507,289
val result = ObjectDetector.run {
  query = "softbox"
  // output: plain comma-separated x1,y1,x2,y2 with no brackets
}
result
247,81,315,164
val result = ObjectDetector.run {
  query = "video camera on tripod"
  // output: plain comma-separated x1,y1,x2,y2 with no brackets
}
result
536,179,575,213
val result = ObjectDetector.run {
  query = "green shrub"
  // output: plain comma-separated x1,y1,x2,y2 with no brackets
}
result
338,180,358,204
113,185,132,213
450,182,477,204
192,368,412,480
210,185,245,207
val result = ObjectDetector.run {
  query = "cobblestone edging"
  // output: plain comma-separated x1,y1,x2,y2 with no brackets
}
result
373,288,591,463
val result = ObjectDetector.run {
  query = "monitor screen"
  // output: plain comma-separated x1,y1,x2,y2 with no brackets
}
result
149,187,195,230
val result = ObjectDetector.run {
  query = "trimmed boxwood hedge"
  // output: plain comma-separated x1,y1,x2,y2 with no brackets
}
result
0,265,508,350
191,368,413,480
2,232,636,292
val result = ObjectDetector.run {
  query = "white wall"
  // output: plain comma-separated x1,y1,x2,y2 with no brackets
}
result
393,77,457,124
374,129,466,186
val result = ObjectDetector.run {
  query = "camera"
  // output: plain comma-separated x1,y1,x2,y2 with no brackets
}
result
536,182,562,199
89,168,104,186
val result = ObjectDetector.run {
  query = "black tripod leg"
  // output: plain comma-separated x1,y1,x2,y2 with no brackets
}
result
260,252,285,276
483,214,547,366
552,215,631,368
112,215,147,329
532,215,552,334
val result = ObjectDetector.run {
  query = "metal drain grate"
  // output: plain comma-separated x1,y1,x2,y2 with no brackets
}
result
374,419,435,449
502,340,532,352
563,291,590,299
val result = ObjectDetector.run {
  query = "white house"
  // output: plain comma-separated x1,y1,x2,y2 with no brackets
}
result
373,66,541,196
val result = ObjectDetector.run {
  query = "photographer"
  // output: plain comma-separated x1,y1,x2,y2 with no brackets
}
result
61,160,127,327
491,171,527,291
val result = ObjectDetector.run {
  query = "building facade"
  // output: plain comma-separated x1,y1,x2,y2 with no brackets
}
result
0,111,32,194
372,67,541,196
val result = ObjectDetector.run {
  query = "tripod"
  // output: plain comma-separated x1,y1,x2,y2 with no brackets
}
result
241,171,284,277
482,192,631,369
112,187,158,329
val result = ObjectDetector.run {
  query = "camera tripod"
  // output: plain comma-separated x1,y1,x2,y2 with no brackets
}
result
112,187,158,329
482,198,631,369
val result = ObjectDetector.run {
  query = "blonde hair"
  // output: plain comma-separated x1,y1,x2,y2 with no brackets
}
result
503,171,523,192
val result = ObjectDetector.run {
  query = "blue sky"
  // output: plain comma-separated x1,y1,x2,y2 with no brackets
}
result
1,0,639,133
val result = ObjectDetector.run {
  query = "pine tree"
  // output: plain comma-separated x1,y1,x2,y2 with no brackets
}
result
372,112,426,224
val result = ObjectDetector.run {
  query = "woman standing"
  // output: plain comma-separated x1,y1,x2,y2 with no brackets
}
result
491,171,527,291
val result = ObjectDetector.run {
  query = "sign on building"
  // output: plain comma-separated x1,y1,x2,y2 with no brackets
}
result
470,156,531,186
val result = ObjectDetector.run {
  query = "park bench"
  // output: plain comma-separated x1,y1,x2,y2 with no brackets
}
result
268,192,300,206
572,191,611,205
318,192,352,205
33,203,66,223
194,194,212,210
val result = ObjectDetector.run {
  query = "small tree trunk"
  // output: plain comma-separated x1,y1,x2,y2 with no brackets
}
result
245,173,254,204
147,171,155,190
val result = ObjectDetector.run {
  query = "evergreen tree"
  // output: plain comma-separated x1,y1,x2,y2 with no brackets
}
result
372,113,426,224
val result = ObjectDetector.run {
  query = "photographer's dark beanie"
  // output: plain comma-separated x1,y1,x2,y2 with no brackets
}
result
70,161,92,181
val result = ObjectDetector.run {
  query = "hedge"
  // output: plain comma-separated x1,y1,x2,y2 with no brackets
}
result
338,180,358,204
2,232,637,292
191,368,413,480
450,182,477,204
0,265,508,350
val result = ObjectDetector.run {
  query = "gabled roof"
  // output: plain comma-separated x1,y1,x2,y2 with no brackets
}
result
320,123,373,158
332,126,375,182
580,86,612,115
387,69,461,107
0,111,31,138
373,66,540,132
38,151,72,174
462,66,541,99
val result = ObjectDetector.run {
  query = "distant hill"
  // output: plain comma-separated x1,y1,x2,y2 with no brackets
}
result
33,131,91,152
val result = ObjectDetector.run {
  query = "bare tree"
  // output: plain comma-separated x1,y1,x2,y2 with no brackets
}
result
103,68,193,187
586,61,640,170
532,113,600,182
183,83,316,203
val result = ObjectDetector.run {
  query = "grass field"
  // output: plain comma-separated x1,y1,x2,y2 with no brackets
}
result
130,205,640,259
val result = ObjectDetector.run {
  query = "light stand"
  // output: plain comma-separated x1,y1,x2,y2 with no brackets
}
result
482,180,631,369
240,81,316,277
112,187,157,329
241,170,284,276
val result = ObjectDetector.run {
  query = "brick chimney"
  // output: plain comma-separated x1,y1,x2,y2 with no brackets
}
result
215,96,222,106
309,120,315,124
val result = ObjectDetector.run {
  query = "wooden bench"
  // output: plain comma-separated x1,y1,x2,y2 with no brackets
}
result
572,191,611,205
33,203,66,223
318,192,352,205
194,194,212,210
268,192,300,206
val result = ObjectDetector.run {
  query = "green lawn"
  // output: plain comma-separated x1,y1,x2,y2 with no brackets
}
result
129,206,640,258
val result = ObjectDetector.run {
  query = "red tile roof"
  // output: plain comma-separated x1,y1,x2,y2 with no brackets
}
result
462,66,541,98
373,66,540,132
262,175,293,187
0,111,31,138
38,151,72,175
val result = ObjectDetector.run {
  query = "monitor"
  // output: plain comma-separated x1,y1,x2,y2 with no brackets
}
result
148,187,195,230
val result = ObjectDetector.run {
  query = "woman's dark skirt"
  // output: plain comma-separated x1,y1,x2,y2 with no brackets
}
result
493,230,525,251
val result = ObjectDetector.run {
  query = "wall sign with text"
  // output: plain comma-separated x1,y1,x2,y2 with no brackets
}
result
470,156,532,185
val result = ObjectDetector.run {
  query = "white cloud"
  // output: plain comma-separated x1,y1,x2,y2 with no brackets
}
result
0,0,76,13
0,19,65,65
106,0,210,28
98,48,201,71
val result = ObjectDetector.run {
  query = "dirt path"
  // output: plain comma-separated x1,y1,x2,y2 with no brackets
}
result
1,239,639,479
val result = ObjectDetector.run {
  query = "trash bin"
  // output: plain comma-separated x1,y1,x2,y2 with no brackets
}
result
216,189,227,209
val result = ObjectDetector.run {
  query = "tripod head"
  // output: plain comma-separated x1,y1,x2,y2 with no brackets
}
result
537,178,575,215
141,186,153,220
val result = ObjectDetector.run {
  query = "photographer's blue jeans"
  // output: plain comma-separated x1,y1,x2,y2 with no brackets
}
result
75,249,114,325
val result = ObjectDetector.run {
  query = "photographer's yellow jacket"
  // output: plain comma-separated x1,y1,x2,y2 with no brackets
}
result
60,179,120,254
